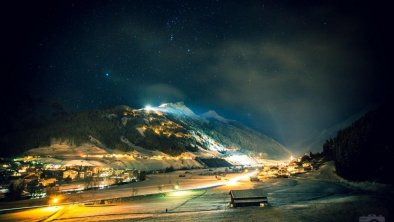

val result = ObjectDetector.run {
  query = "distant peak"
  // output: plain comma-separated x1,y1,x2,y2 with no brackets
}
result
159,101,185,108
202,110,229,123
158,102,196,116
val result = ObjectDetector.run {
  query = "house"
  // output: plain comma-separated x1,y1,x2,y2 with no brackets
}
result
287,163,297,173
229,189,268,207
63,170,78,180
39,178,57,187
302,161,313,171
302,161,311,168
292,166,305,174
277,168,290,178
250,176,260,182
268,167,279,176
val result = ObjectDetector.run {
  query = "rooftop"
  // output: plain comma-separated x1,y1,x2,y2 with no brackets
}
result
229,189,267,199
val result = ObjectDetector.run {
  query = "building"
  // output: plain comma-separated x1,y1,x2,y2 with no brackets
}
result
292,166,305,174
302,161,311,168
277,168,290,178
229,189,268,207
287,163,297,172
63,170,78,180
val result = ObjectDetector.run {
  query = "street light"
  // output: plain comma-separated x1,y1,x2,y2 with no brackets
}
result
52,197,59,204
49,195,63,205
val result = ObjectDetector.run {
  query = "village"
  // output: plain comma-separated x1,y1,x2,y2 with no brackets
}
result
0,151,320,202
0,156,147,200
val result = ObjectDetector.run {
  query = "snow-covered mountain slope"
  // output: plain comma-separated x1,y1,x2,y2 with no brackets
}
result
2,102,290,160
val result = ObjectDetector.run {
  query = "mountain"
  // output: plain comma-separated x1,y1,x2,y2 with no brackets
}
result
298,107,374,153
0,102,290,161
323,105,394,183
201,110,229,123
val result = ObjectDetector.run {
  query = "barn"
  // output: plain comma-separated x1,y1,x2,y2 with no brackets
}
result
229,189,268,207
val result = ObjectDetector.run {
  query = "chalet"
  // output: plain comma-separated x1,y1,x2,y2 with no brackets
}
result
229,189,268,207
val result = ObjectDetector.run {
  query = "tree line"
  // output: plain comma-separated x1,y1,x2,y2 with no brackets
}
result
323,106,394,184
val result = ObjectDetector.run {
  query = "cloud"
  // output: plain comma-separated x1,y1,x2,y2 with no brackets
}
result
199,32,373,147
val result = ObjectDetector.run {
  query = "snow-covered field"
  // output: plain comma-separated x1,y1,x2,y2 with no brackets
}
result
24,143,204,171
1,163,392,221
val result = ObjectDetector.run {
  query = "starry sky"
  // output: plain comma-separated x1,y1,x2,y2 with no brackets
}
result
1,0,393,152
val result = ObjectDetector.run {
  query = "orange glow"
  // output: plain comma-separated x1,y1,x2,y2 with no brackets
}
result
49,195,63,205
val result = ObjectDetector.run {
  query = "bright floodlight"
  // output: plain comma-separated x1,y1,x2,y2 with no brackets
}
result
50,196,61,205
144,105,153,111
226,180,238,186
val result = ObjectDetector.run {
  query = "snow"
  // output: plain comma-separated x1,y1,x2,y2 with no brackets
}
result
24,143,109,156
1,165,391,221
136,127,146,136
158,102,197,117
306,161,393,193
201,110,229,123
4,171,391,221
62,160,99,167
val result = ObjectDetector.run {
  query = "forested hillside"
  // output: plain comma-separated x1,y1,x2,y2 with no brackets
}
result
323,105,394,183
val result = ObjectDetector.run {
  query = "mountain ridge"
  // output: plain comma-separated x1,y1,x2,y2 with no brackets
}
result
0,102,291,161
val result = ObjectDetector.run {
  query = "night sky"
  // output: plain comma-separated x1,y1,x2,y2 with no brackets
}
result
1,1,393,151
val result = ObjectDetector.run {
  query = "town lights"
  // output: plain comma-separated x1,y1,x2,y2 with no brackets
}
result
49,195,62,205
226,180,238,186
168,190,191,197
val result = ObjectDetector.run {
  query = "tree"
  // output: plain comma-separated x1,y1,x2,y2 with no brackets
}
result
85,176,99,189
64,176,72,183
6,179,26,200
300,155,311,162
26,179,39,196
44,184,59,197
